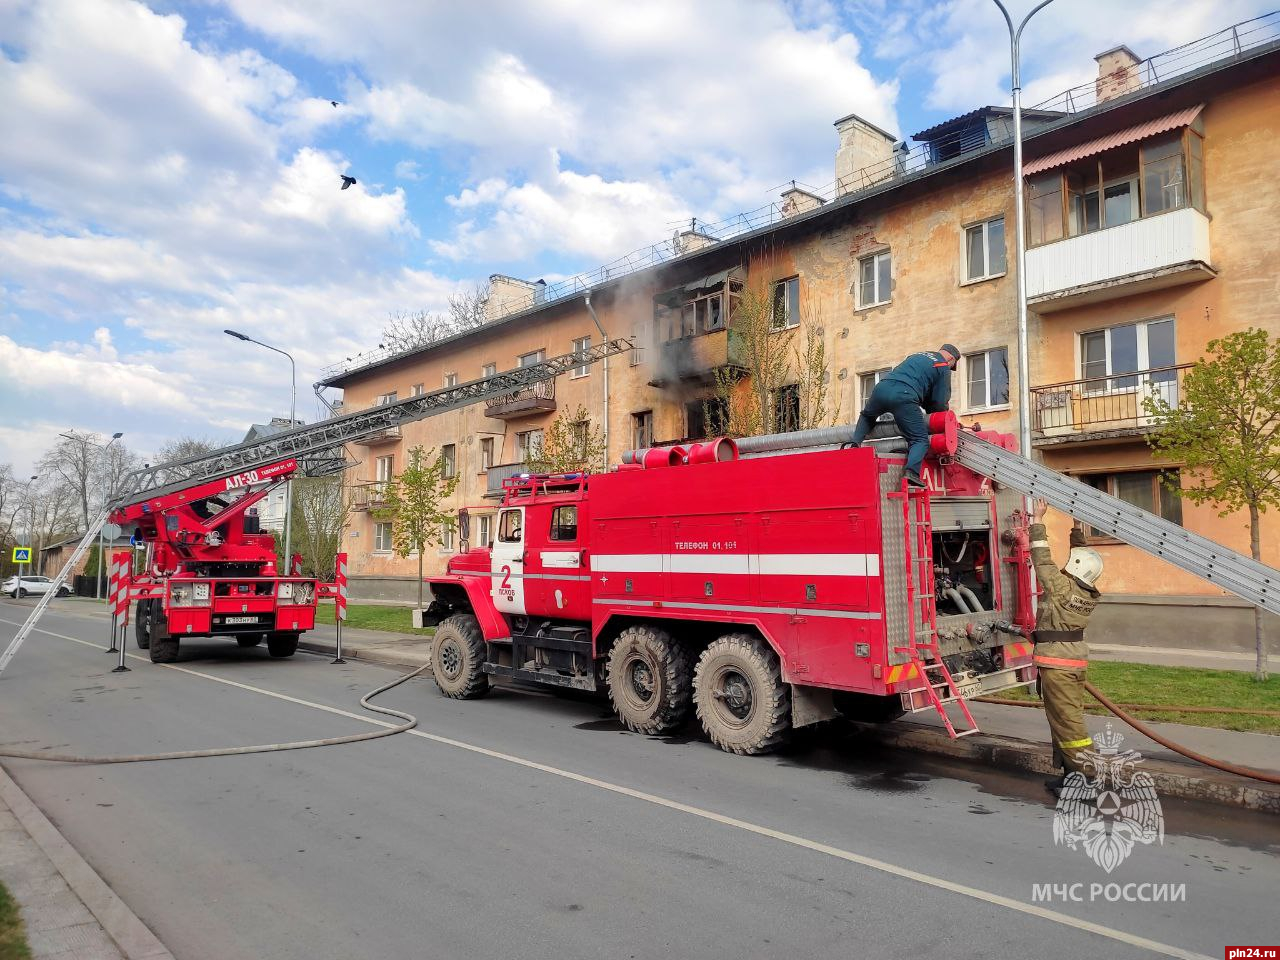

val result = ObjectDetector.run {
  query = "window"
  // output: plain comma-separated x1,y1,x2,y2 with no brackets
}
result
482,362,497,378
477,514,492,548
630,322,646,366
571,336,591,378
443,372,458,388
518,350,544,368
686,397,728,440
1080,317,1176,391
374,522,393,552
964,347,1010,410
374,455,394,483
411,383,425,397
964,218,1006,282
773,384,800,433
498,509,522,543
656,278,742,342
631,411,653,449
1141,132,1187,216
1027,172,1064,246
1082,470,1183,540
441,444,456,479
858,369,893,423
550,505,578,542
375,391,397,406
571,420,590,459
440,523,454,551
479,437,494,471
771,277,800,330
857,251,891,308
516,429,543,462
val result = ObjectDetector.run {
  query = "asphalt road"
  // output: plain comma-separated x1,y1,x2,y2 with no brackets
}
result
0,599,1276,960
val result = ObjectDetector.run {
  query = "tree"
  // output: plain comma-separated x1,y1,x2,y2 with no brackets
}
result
289,474,351,580
1144,328,1280,681
372,446,460,610
152,436,230,483
524,405,606,474
382,283,491,352
39,431,98,529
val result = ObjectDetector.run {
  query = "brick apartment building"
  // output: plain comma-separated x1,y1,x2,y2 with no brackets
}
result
319,17,1280,647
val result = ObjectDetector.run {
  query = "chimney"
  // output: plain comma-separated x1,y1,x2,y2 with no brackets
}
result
486,274,539,321
673,220,717,255
834,113,896,197
1095,45,1141,104
780,183,826,219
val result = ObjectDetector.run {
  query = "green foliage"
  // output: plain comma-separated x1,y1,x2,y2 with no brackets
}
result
82,543,101,579
523,405,605,474
372,445,460,608
1144,327,1280,680
290,475,349,580
0,879,32,960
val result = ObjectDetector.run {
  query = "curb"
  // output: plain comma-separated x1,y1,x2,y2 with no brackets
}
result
297,637,432,671
0,765,174,960
851,720,1280,814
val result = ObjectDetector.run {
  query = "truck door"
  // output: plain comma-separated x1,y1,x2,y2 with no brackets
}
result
537,503,589,619
492,507,526,615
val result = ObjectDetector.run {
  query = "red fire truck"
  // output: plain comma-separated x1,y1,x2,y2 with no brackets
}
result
421,414,1037,754
112,459,322,663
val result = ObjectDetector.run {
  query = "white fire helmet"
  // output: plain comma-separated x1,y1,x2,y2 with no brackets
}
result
1065,546,1104,587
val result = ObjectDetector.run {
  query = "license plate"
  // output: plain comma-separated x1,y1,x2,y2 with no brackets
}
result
223,616,259,625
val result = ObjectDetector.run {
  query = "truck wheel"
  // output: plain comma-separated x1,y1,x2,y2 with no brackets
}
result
833,691,905,724
606,624,691,735
694,634,791,755
431,614,489,699
236,633,264,648
149,601,179,663
134,600,151,649
15,588,26,599
267,632,299,658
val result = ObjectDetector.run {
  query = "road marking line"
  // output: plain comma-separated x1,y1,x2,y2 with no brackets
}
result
0,617,1214,960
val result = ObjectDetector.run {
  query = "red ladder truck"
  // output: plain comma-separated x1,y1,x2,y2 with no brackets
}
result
420,413,1041,754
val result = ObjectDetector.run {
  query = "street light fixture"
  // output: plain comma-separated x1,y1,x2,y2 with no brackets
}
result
224,329,297,567
990,0,1056,464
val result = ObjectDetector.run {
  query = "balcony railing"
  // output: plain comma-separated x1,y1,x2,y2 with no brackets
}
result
348,481,392,511
485,379,556,419
1025,208,1213,310
486,463,528,498
1031,364,1191,443
647,328,746,387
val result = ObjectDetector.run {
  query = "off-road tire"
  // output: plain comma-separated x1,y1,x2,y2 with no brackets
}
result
693,633,791,755
236,633,264,648
149,601,179,663
431,614,489,699
267,632,299,658
833,691,905,724
606,624,691,735
134,599,151,649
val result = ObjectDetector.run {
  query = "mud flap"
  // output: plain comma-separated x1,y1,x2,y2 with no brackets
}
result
791,684,837,728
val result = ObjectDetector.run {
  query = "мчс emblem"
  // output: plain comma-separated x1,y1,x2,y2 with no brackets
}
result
1052,723,1164,873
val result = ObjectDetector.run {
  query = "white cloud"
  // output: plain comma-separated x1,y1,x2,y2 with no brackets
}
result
393,160,423,181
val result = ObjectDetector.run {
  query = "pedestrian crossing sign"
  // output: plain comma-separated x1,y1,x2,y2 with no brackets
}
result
12,547,31,563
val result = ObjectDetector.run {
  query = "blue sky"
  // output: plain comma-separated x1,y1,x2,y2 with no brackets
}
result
0,0,1271,475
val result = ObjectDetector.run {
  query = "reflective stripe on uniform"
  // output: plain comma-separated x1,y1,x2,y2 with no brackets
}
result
1029,540,1050,549
1034,654,1089,669
1058,737,1094,750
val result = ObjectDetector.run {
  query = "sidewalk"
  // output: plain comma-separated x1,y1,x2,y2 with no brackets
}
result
0,766,172,960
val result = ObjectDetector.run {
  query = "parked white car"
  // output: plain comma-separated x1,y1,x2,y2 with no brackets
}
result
3,576,71,599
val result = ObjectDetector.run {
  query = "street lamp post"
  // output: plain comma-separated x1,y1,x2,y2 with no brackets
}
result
991,0,1056,462
96,432,123,600
20,475,37,583
225,329,297,567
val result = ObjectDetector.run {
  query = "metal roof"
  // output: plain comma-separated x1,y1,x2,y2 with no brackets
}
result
1022,104,1204,176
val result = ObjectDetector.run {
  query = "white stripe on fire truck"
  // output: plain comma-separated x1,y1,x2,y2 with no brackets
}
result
592,553,880,578
593,598,881,621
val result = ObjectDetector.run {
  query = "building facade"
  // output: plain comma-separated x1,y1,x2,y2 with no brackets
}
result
320,24,1280,648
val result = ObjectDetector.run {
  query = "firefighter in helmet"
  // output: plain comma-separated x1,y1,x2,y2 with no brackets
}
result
850,345,959,488
1029,498,1104,796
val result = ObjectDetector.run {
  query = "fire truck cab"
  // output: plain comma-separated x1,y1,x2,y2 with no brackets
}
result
422,420,1036,754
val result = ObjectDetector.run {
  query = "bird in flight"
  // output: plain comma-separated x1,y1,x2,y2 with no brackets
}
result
330,100,340,107
340,175,357,190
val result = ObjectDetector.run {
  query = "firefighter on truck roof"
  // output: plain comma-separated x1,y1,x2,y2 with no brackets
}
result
850,344,959,488
1029,498,1104,797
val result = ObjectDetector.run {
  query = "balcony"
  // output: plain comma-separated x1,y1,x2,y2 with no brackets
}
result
1025,208,1214,312
647,328,747,388
1031,364,1191,446
485,380,555,419
348,481,392,512
355,425,401,446
486,463,528,499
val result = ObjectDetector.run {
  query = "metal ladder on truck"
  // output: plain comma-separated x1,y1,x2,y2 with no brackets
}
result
954,432,1280,617
0,337,633,678
896,480,979,738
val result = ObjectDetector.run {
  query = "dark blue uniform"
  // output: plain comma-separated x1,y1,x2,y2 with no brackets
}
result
850,351,953,477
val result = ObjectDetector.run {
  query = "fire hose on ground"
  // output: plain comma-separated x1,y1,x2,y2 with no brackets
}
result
0,664,429,764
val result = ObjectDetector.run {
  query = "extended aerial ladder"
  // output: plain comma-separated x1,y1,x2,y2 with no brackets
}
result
0,339,633,676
